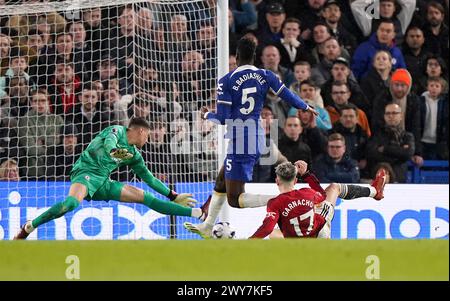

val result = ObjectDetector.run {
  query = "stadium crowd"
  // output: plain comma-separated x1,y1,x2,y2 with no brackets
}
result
0,0,448,184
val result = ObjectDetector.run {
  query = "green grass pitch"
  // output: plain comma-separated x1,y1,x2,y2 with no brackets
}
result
0,239,447,281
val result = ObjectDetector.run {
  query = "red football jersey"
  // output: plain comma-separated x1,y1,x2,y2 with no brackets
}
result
250,188,326,238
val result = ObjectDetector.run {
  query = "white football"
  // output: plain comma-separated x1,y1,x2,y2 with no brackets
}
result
212,222,236,239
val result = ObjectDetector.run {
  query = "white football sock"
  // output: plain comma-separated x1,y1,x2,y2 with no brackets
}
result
204,191,227,228
238,193,274,208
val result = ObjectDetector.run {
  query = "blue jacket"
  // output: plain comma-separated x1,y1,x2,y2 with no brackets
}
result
351,33,406,80
312,153,360,183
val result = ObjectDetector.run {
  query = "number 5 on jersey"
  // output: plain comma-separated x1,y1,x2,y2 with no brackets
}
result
240,87,257,115
226,159,232,171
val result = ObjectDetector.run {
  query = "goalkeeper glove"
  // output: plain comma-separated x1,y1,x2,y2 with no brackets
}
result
168,190,197,208
110,148,133,160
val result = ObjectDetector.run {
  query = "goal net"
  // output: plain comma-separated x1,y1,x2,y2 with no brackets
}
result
0,0,221,240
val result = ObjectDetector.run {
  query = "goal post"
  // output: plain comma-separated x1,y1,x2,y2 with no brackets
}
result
0,0,228,240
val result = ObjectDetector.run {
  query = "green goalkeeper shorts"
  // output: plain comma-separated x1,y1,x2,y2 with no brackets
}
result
70,169,125,201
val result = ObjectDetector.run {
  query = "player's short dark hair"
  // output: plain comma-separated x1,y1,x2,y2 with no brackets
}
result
275,162,297,183
128,117,151,130
236,37,256,63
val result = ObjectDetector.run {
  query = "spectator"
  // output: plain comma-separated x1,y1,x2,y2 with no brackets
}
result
229,0,258,33
359,50,393,108
46,125,82,181
196,22,217,81
320,56,369,114
313,133,360,183
367,103,415,183
351,0,416,45
298,0,328,41
69,83,111,148
328,104,369,174
309,22,351,65
0,46,35,100
3,75,30,120
326,81,371,137
68,21,95,79
167,14,192,62
372,68,423,167
103,6,135,80
18,88,64,180
0,158,20,181
36,32,74,85
278,116,312,166
252,105,287,183
256,1,286,47
0,33,12,67
143,120,172,183
351,19,406,81
26,29,45,57
0,114,21,166
102,86,130,126
274,18,315,69
311,37,346,86
289,61,325,107
227,9,239,53
422,1,449,62
402,26,430,86
92,54,128,95
83,7,108,55
297,108,328,160
260,45,295,87
416,54,449,95
419,77,449,160
188,107,219,181
288,79,331,131
321,0,357,55
47,61,82,116
173,50,209,114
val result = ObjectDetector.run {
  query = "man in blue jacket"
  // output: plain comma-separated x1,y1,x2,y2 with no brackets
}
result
313,133,360,183
351,19,406,80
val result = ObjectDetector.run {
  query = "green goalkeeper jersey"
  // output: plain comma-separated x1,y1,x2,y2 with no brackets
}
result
71,125,170,197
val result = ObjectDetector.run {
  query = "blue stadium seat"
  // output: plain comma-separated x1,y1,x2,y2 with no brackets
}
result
408,161,449,184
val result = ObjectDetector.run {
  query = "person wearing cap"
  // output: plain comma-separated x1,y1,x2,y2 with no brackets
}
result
351,19,406,81
321,57,370,115
18,88,64,180
256,1,286,47
47,125,83,181
351,0,416,45
321,0,357,55
372,68,423,167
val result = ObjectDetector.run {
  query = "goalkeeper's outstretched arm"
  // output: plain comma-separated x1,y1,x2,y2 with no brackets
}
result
130,155,171,197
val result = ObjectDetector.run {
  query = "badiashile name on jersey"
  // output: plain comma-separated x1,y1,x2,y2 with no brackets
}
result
282,199,314,217
232,73,267,91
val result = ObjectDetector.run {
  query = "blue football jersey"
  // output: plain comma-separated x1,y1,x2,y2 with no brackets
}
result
207,64,309,156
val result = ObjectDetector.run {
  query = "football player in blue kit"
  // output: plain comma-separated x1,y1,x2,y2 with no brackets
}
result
184,38,317,238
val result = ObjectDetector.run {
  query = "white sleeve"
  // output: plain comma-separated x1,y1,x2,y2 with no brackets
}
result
350,0,374,37
396,0,417,34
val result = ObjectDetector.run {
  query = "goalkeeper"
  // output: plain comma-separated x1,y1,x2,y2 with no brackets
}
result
14,117,207,239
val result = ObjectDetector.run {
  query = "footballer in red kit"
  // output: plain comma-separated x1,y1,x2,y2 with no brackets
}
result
250,160,387,239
